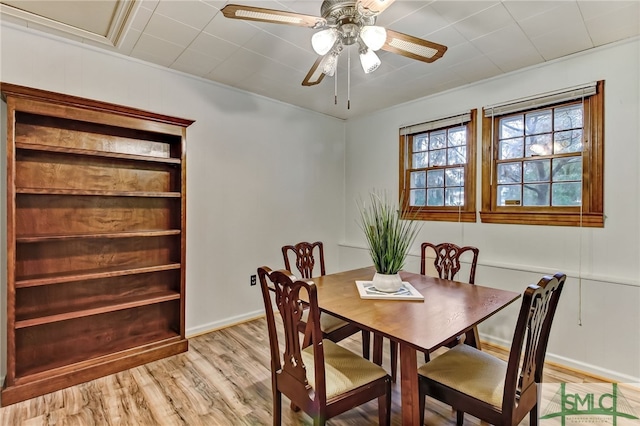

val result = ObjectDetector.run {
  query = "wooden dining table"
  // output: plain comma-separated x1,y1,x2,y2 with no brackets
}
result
307,266,521,425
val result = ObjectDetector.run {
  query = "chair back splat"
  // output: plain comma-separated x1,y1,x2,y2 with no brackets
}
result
258,266,391,425
282,241,325,279
504,273,566,422
421,242,479,284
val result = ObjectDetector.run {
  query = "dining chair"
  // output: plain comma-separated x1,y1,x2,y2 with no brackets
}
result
381,242,480,382
417,272,566,426
258,266,392,426
282,241,371,359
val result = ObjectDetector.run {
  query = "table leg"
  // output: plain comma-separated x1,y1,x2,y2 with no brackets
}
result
399,342,420,425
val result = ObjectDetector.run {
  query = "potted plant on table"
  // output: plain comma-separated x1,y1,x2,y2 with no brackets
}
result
357,191,422,292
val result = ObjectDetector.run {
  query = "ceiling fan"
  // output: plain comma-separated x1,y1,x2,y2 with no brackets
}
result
221,0,447,88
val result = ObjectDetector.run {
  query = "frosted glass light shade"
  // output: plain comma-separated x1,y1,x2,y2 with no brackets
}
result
360,25,387,51
360,49,381,74
312,29,338,55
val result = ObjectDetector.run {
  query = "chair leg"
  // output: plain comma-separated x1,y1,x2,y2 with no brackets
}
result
390,340,398,383
419,387,426,426
273,390,282,426
456,410,464,426
530,403,539,426
362,330,371,360
378,379,392,426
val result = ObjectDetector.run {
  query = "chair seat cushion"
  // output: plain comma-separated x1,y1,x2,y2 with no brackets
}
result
301,309,349,334
302,340,387,399
417,344,507,409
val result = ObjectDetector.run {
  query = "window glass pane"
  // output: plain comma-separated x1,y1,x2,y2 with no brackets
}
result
448,126,466,147
499,138,524,160
500,115,524,138
429,130,446,149
552,182,581,206
553,157,582,181
429,149,446,166
410,189,426,206
497,162,522,184
413,152,428,168
523,159,550,183
554,130,583,154
554,104,583,131
525,134,552,157
445,187,464,206
410,171,426,188
525,110,552,135
523,183,550,206
413,135,428,152
426,169,444,187
427,188,444,206
448,146,466,165
497,185,521,206
445,167,464,186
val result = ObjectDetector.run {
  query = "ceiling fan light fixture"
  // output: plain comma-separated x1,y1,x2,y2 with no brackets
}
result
360,25,387,51
312,28,338,55
359,48,381,74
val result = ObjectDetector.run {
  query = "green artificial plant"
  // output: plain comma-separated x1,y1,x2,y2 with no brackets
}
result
357,191,422,275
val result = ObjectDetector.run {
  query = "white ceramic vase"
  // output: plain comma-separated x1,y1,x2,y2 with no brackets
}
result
372,272,403,293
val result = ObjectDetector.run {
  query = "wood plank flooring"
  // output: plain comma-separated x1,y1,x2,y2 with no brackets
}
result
0,317,631,425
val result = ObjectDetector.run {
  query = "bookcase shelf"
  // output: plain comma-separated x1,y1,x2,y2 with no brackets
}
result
1,83,193,406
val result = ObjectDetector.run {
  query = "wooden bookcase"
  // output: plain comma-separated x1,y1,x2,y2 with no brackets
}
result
1,83,193,405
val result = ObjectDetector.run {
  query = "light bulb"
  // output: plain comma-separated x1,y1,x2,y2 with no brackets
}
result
360,25,387,51
320,51,339,76
312,29,338,55
359,49,381,74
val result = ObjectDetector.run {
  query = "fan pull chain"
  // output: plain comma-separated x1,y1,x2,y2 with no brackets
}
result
334,62,338,105
347,48,351,109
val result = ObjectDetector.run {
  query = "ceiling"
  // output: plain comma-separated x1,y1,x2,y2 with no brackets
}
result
1,1,639,120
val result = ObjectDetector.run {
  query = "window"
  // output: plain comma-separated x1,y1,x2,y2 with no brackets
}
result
399,110,477,222
481,81,604,227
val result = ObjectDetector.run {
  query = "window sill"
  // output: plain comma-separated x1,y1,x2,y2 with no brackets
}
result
479,211,604,227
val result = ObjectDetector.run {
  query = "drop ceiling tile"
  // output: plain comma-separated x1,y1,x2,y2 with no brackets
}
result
583,3,640,46
429,1,501,24
531,24,593,61
188,31,239,61
202,12,260,45
116,27,142,55
454,3,514,41
502,1,560,22
447,55,502,83
130,3,154,31
470,22,534,55
171,48,222,76
201,0,227,11
139,0,160,11
154,0,217,30
517,2,584,40
577,1,636,20
485,43,544,73
382,4,451,40
206,54,255,85
144,12,200,47
131,32,184,64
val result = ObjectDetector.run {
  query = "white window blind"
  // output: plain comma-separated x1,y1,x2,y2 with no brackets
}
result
400,112,471,136
483,82,597,117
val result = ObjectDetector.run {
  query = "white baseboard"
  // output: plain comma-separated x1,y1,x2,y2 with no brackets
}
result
186,310,265,338
481,334,640,384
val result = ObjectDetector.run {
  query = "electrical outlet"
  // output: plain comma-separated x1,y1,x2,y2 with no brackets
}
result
250,274,257,286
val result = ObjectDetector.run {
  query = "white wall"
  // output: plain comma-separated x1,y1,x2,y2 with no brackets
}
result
342,39,640,382
0,22,346,352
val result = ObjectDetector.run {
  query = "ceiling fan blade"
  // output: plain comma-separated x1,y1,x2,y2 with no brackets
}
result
358,0,396,15
382,29,448,63
221,4,326,28
302,56,326,86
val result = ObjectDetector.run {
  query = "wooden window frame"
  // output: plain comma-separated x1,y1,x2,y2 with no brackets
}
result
399,109,477,222
480,81,604,227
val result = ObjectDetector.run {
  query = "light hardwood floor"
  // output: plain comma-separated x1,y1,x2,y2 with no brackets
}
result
0,317,628,425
